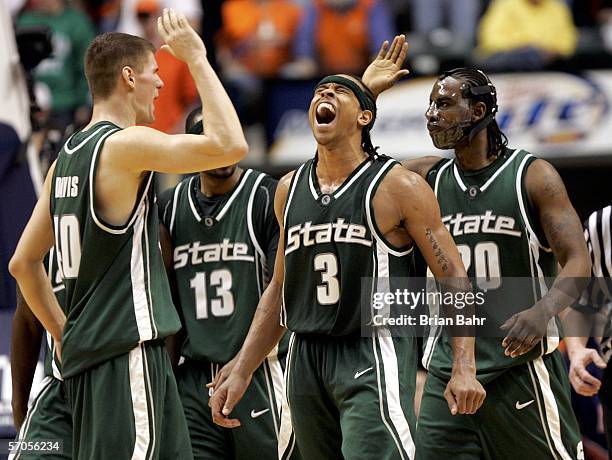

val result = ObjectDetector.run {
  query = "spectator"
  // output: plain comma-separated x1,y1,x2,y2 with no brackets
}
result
477,0,578,71
136,0,198,133
286,0,395,78
412,0,481,46
115,0,201,36
218,0,303,78
16,0,96,131
217,0,302,127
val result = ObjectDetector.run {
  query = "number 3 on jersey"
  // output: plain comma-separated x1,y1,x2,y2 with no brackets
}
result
314,253,340,305
190,270,235,319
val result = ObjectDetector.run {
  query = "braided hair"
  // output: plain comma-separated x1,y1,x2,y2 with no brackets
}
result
440,68,508,158
358,79,381,159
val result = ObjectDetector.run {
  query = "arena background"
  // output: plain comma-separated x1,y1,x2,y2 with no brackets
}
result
1,0,612,458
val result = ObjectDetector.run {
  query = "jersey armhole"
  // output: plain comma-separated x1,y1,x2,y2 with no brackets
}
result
89,129,154,235
518,154,552,252
365,160,414,257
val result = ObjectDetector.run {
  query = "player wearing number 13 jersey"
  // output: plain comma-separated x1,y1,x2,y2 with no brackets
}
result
210,38,485,460
158,108,296,459
403,68,587,459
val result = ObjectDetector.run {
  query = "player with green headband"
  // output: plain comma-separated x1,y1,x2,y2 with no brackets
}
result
210,36,486,460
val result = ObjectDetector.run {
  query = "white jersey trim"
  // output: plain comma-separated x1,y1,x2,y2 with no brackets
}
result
88,129,154,235
216,169,254,221
129,345,152,460
169,181,184,233
187,176,201,222
131,204,153,342
63,125,109,155
365,159,413,257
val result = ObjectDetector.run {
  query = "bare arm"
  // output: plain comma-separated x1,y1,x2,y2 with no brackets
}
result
9,163,65,347
104,9,247,175
11,287,44,430
209,172,294,427
400,156,442,180
501,159,591,357
387,167,485,414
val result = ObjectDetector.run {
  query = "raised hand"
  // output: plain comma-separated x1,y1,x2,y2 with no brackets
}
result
157,8,207,63
362,35,410,98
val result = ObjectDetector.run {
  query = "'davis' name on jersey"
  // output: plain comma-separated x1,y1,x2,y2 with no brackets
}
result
285,218,372,255
54,176,79,198
174,239,254,269
442,211,521,237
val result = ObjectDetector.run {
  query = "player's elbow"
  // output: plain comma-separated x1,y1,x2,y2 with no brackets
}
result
227,139,248,163
8,253,27,281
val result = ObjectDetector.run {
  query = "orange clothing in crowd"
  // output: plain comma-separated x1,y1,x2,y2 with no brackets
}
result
315,0,372,75
220,0,302,77
149,48,198,133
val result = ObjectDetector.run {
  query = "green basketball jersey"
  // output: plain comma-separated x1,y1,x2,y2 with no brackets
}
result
282,156,414,335
422,148,559,383
50,121,180,378
43,248,65,379
165,170,274,364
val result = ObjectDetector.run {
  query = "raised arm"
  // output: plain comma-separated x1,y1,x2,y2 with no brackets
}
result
9,164,66,353
11,287,45,430
104,9,248,175
380,166,486,414
208,171,294,428
501,159,591,357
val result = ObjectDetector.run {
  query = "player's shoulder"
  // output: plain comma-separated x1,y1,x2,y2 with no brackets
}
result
380,162,431,192
400,155,445,179
249,169,279,188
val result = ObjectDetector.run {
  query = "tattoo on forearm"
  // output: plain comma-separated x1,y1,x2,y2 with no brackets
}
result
541,208,583,256
425,227,449,272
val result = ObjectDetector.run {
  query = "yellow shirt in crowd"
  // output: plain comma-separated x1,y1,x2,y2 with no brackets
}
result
478,0,578,57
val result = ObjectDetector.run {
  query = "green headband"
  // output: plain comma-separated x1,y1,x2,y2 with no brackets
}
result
315,75,377,129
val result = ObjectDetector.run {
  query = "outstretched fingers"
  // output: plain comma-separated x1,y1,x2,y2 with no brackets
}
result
376,40,390,60
389,34,406,62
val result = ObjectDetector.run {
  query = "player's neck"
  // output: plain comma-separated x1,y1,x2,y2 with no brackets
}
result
85,97,137,130
315,139,368,190
199,167,243,197
453,131,495,172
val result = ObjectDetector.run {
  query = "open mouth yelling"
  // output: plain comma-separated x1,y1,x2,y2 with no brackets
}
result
315,102,337,127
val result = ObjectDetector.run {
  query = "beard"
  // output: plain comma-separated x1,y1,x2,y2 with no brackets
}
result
204,165,237,179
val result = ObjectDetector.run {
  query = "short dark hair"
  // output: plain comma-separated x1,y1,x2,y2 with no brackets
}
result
439,67,508,158
185,106,203,134
84,32,155,101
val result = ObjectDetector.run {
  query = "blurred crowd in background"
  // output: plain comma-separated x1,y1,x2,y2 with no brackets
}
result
6,0,612,163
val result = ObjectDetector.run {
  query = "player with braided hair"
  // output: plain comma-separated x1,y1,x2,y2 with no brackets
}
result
400,68,588,459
